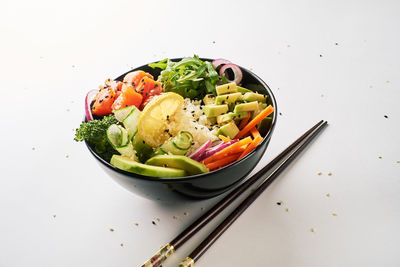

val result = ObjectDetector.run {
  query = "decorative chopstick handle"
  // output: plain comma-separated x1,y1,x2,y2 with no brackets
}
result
140,243,175,267
178,257,195,267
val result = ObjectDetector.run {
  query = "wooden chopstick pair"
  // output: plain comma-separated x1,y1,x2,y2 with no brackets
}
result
141,120,328,267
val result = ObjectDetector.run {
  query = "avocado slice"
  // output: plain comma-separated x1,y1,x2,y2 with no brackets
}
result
216,82,238,95
217,112,249,125
203,104,229,118
237,86,253,93
146,155,209,175
243,92,267,103
111,155,186,177
203,94,216,105
216,121,240,139
215,93,243,105
233,101,258,113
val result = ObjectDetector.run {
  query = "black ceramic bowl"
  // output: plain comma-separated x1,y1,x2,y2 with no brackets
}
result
85,58,277,201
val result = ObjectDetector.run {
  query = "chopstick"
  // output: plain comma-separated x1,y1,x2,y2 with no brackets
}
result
140,120,326,267
178,120,328,266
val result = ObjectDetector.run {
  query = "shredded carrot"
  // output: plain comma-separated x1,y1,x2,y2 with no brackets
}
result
235,106,274,139
238,136,263,160
238,112,251,129
202,137,252,165
250,127,261,139
205,153,241,171
218,135,231,143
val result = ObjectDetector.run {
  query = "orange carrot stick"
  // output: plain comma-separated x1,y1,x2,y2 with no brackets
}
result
235,106,274,139
237,136,263,160
205,153,241,171
250,127,261,139
202,137,252,165
238,112,251,130
218,135,231,143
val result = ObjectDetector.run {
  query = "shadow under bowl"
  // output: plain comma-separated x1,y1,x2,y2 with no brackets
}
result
85,58,277,201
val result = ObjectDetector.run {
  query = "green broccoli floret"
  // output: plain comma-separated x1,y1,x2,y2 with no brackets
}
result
74,115,118,161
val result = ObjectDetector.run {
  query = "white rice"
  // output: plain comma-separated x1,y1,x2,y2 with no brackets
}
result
169,98,219,155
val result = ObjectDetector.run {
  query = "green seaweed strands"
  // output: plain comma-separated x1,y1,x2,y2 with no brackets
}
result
140,243,175,267
148,55,220,99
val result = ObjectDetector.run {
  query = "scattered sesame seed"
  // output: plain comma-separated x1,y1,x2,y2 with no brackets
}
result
384,115,388,119
332,212,337,216
276,201,282,206
378,156,382,159
72,65,75,68
335,42,339,45
32,147,36,150
52,214,56,218
311,228,316,232
396,160,400,164
326,193,330,197
134,222,139,226
287,44,291,48
321,94,324,97
65,154,70,158
184,212,189,216
109,228,114,232
152,221,156,225
212,41,215,44
285,208,289,212
317,171,322,175
327,172,332,176
319,54,323,57
120,243,124,247
173,216,179,220
279,112,282,116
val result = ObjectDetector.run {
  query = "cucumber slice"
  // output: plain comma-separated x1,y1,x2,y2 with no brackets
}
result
122,107,141,139
237,86,253,93
113,105,135,122
107,124,129,147
115,142,137,160
160,131,193,155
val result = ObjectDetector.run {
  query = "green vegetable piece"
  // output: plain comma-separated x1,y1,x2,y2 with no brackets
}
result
113,105,136,122
216,121,240,139
203,104,229,118
217,112,249,125
132,134,153,163
237,86,253,93
146,155,209,175
215,93,243,105
111,155,186,177
243,92,267,103
160,131,193,155
74,115,118,161
233,101,258,113
216,82,238,95
122,107,141,139
203,94,216,105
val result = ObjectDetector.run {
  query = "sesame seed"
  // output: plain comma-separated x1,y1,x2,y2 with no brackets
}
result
332,212,337,216
184,212,189,216
66,108,70,112
276,201,282,206
52,214,56,218
134,222,139,226
32,147,36,150
311,228,316,232
317,172,322,175
120,243,124,247
285,208,289,212
384,115,388,118
109,228,114,232
326,193,330,197
173,216,179,220
65,154,69,158
328,172,332,176
152,221,156,225
378,156,382,159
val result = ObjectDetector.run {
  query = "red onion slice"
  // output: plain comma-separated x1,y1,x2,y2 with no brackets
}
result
212,58,231,70
189,140,212,161
85,89,99,121
219,63,243,84
198,139,239,162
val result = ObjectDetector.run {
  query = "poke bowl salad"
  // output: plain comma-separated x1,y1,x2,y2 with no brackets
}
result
75,56,275,178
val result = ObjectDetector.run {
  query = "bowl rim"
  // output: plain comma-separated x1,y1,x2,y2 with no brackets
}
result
85,57,278,182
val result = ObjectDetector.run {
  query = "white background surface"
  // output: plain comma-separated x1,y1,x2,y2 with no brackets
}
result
1,0,399,266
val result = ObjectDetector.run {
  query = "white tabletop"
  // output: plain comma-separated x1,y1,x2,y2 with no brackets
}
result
1,0,399,266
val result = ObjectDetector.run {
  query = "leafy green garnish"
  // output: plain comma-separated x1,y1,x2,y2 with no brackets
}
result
74,115,118,161
148,55,220,99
